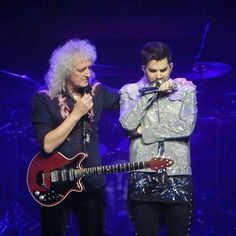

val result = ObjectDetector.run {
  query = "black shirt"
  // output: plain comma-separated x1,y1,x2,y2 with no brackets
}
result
31,83,120,189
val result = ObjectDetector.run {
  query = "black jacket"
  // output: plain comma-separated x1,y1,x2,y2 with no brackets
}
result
31,83,120,189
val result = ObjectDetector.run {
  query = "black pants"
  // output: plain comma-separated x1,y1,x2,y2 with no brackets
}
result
40,188,105,236
129,200,192,236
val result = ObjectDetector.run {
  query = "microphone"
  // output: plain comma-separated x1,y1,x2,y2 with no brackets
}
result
70,86,94,144
139,87,159,95
139,80,177,95
139,79,161,95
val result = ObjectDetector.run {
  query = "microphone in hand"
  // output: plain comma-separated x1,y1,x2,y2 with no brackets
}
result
139,79,162,95
139,86,159,95
139,79,176,95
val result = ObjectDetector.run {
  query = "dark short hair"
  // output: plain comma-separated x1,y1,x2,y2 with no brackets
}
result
141,41,172,66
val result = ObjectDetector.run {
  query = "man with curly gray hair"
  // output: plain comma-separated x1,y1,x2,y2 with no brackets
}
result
31,39,120,236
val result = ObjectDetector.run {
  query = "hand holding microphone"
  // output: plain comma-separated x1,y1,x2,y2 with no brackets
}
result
158,79,173,92
72,93,93,119
139,79,175,95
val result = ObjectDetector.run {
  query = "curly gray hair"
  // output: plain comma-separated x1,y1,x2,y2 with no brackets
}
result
45,39,97,97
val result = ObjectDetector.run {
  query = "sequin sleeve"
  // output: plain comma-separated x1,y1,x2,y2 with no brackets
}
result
119,83,156,131
142,84,197,144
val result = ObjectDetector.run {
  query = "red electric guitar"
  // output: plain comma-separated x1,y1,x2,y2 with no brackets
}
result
27,152,174,207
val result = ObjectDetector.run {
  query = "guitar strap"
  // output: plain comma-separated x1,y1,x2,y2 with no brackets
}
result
82,117,93,154
157,141,167,185
82,86,94,154
157,141,165,156
69,86,94,155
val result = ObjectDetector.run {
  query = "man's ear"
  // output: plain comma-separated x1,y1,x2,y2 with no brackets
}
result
141,65,145,73
169,62,174,73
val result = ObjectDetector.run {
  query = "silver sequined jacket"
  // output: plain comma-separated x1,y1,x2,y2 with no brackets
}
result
119,77,197,176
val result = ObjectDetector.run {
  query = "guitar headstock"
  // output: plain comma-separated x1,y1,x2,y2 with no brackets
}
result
147,157,174,171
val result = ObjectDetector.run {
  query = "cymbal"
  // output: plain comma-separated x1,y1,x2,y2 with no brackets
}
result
0,69,41,86
184,62,231,80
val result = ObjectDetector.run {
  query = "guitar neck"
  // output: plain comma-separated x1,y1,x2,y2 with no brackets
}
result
76,161,149,178
48,154,172,184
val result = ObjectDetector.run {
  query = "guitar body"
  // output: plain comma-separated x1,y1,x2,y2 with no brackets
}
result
27,152,86,207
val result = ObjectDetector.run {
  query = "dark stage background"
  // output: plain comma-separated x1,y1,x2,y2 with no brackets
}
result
0,1,236,235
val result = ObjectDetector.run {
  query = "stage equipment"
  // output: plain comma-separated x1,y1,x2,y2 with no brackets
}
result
184,22,231,80
184,61,231,80
0,69,41,86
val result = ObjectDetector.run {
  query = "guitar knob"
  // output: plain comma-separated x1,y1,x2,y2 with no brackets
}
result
39,195,45,201
35,191,40,196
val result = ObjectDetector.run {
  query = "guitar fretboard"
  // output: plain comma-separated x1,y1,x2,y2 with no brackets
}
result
50,161,147,183
80,161,146,176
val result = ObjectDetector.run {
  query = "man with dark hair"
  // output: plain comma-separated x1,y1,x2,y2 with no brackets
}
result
119,41,197,236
